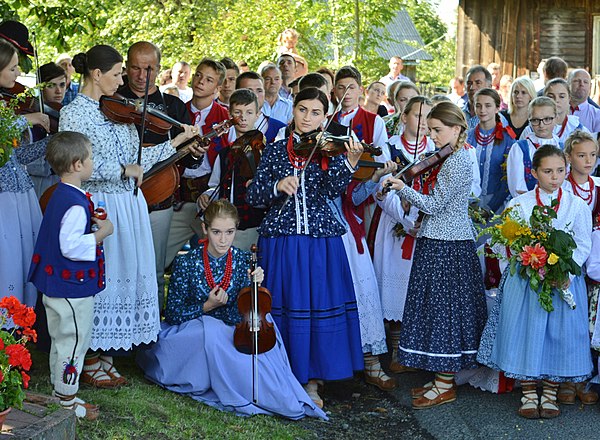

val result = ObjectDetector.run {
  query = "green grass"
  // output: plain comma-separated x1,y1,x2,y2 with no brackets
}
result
27,349,314,439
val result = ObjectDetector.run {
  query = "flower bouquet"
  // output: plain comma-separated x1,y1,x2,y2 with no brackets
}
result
480,201,581,312
0,296,36,411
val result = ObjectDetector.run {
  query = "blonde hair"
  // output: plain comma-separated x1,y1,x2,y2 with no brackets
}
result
528,96,556,118
203,200,239,227
46,131,92,176
507,76,536,114
428,101,468,151
564,129,599,156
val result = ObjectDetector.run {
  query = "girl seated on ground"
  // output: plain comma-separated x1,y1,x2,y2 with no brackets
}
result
136,200,326,420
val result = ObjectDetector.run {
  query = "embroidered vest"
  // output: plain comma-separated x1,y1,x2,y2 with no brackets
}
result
28,183,105,298
516,140,537,191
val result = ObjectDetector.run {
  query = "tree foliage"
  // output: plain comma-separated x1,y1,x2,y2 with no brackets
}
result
1,0,454,87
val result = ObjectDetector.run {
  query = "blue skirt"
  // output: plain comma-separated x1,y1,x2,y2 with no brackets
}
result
136,315,327,420
397,238,487,372
258,235,364,383
477,270,592,382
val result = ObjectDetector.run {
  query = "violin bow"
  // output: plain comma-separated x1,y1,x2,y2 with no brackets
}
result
278,84,351,214
134,66,152,196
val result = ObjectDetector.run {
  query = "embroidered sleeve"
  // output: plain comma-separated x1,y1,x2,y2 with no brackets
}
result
15,136,48,165
164,253,204,325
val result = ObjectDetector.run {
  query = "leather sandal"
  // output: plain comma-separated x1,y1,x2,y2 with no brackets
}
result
303,382,323,409
81,361,121,389
58,394,100,421
411,381,460,399
539,387,560,419
576,382,599,405
364,368,397,391
518,394,540,419
99,356,128,386
557,382,576,405
412,381,456,409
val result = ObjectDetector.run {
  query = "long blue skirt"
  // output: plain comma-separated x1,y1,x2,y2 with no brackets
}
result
397,238,487,372
477,270,592,382
258,235,364,383
136,315,327,420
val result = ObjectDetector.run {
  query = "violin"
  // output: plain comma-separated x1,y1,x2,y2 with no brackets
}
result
293,130,382,158
99,94,173,136
0,83,36,114
233,244,276,403
141,117,236,206
382,143,454,195
230,129,266,180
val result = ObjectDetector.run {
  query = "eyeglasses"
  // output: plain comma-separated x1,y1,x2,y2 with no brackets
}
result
529,117,554,126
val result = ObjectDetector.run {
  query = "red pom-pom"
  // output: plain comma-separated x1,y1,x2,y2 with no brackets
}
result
76,270,85,281
32,254,40,264
61,269,71,280
98,258,104,269
88,269,96,278
44,265,53,276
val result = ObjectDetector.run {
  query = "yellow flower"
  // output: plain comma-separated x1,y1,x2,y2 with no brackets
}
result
548,253,559,265
500,218,521,242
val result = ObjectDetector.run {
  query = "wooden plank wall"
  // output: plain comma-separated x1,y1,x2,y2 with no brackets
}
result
457,0,591,77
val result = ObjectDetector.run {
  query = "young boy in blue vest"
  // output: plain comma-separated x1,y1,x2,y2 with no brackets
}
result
28,131,114,420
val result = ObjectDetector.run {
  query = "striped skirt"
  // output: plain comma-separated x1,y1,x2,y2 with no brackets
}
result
477,270,592,382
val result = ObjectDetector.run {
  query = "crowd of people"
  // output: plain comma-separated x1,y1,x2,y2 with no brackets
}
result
2,18,600,424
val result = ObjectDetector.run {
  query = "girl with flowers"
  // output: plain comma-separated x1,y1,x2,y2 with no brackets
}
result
466,88,515,214
478,145,593,419
136,200,326,420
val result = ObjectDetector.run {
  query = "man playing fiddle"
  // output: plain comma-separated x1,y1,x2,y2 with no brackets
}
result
118,41,207,311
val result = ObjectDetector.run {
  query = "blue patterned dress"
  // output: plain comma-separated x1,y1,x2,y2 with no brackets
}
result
395,146,488,372
0,116,48,306
136,245,326,419
246,135,364,384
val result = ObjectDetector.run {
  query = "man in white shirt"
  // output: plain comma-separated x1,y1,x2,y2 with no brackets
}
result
379,56,410,88
260,64,292,123
161,61,193,103
569,69,600,133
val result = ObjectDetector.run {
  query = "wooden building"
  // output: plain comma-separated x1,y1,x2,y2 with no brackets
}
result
456,0,599,78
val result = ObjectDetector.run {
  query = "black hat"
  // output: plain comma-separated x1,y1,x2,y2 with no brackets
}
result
0,21,34,56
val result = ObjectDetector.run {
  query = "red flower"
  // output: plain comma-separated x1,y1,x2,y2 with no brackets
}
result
0,339,4,350
20,371,29,389
5,344,32,371
88,269,96,278
0,371,3,384
31,254,40,264
12,306,36,329
0,296,21,315
45,265,53,276
21,327,37,343
61,269,71,280
520,243,548,270
76,270,85,281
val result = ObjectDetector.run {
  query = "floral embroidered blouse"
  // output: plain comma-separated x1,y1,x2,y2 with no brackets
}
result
164,245,251,326
246,136,354,237
59,94,176,194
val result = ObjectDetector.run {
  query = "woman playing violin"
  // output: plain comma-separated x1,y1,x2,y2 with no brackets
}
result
58,44,198,388
27,62,67,197
246,87,364,408
0,39,50,308
198,88,266,251
136,199,326,420
380,101,487,410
